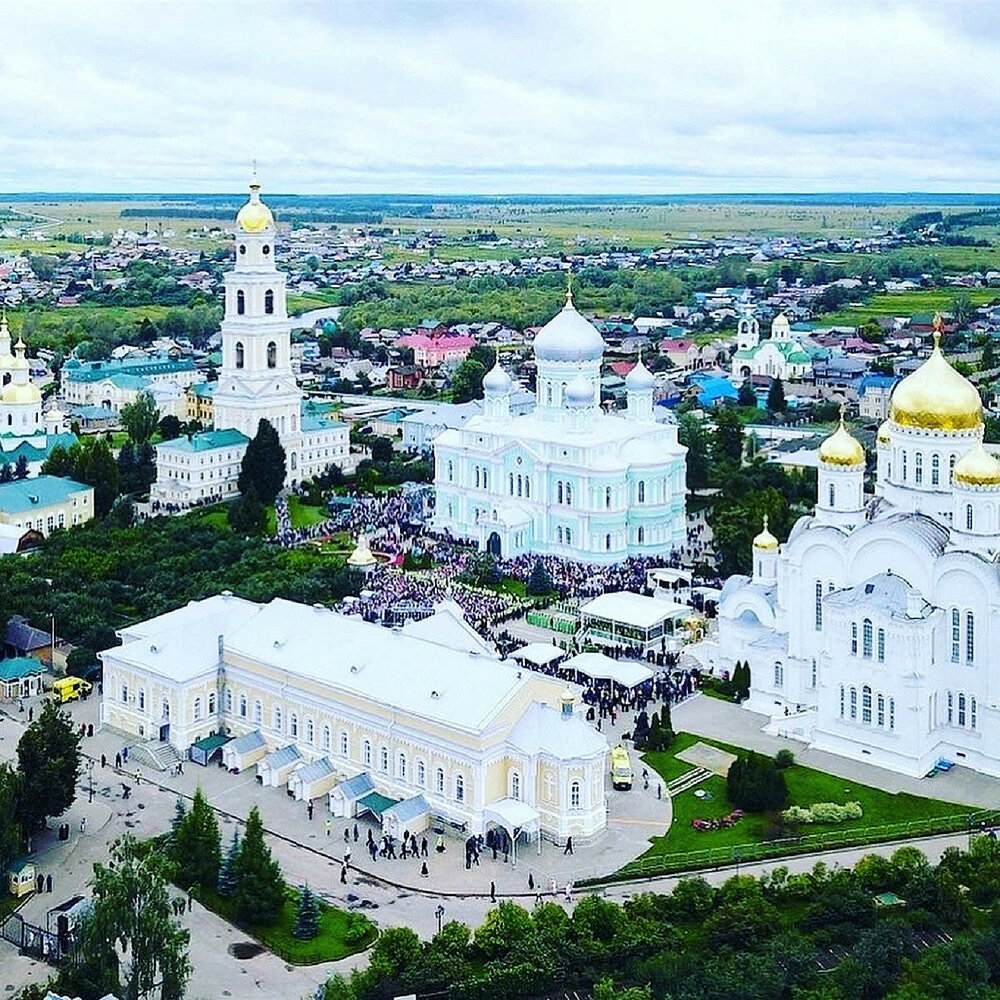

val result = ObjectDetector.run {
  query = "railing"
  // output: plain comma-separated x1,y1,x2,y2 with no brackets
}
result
579,808,1000,886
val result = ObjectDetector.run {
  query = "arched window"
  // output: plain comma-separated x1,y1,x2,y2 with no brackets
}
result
877,694,885,726
889,697,895,730
774,661,783,687
877,628,885,662
240,693,248,718
517,474,522,496
557,526,564,544
638,480,645,503
971,697,978,730
967,504,974,531
811,658,817,689
862,685,872,724
570,780,581,808
932,453,940,485
606,533,612,551
851,623,858,655
915,452,923,484
235,341,244,369
947,691,954,724
305,718,314,744
398,753,407,779
435,767,444,793
208,692,216,715
510,770,521,800
815,581,823,630
546,385,553,405
363,740,372,766
290,713,298,737
839,684,845,717
455,774,465,802
902,452,907,480
958,693,967,727
565,483,572,505
509,473,514,495
340,731,348,756
273,706,282,732
565,527,572,545
862,619,873,658
267,341,277,368
447,460,453,482
254,699,262,723
606,486,612,508
524,477,530,498
849,687,857,720
950,454,956,478
417,761,426,787
264,289,274,314
828,483,835,507
224,688,233,713
966,611,975,663
237,290,245,315
322,725,331,750
951,608,961,662
475,467,480,488
138,688,145,711
483,469,488,490
193,697,202,721
380,746,389,772
638,526,645,544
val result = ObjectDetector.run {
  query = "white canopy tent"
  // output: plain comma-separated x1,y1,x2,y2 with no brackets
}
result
482,798,541,867
509,642,566,668
562,651,654,690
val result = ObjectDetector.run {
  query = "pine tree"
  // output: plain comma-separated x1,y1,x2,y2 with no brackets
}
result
14,454,29,480
233,806,285,926
0,463,12,483
767,377,787,413
173,787,221,891
737,380,757,408
293,885,320,940
237,419,286,506
228,481,266,535
218,827,240,899
169,797,187,846
526,557,554,596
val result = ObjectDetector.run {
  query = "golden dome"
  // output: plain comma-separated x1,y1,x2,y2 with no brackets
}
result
819,407,865,466
236,176,274,233
888,326,982,431
877,420,891,445
953,442,1000,487
1,382,41,405
752,514,779,551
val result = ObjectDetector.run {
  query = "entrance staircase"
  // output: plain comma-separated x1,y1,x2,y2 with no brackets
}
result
666,766,712,798
130,741,183,772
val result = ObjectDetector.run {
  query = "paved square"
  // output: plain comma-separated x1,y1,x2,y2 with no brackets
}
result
676,741,736,776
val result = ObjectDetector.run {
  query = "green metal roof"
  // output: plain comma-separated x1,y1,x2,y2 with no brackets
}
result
0,657,46,681
0,475,90,514
157,428,249,454
357,791,398,819
192,733,231,752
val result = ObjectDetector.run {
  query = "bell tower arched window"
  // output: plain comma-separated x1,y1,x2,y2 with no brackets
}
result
267,341,277,369
265,289,274,315
235,342,244,369
237,290,245,315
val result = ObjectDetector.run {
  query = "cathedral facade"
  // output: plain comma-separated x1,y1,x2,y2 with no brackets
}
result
151,177,348,508
718,320,1000,778
432,288,687,564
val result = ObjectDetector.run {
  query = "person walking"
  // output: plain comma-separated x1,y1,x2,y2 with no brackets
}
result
325,819,332,838
564,837,573,855
421,837,428,857
340,864,347,884
353,823,359,842
115,752,122,770
490,880,496,903
528,873,534,891
80,816,87,834
101,753,107,769
46,874,53,893
420,861,429,877
307,800,314,821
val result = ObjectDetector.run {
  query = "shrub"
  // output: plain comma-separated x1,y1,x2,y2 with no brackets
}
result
774,749,796,770
726,752,788,812
782,801,863,825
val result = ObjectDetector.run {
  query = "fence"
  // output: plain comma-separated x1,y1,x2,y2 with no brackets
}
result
0,911,62,964
582,808,1000,886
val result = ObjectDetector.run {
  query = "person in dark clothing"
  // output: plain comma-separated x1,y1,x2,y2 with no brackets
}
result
490,880,496,902
564,837,573,855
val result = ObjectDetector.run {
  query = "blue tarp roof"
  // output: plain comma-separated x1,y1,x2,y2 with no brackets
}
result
229,730,266,754
335,772,374,800
382,794,429,824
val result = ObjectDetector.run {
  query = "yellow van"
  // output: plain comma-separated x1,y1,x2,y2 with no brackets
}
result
50,676,93,704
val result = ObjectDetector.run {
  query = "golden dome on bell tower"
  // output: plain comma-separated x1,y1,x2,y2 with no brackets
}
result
888,316,982,431
235,167,275,234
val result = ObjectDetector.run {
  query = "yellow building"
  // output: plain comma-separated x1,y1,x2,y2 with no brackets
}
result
0,476,94,535
99,594,609,841
186,382,215,424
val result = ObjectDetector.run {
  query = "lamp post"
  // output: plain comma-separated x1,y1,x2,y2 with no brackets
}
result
435,904,445,934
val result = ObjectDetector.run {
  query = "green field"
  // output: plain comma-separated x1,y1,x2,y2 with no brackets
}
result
288,291,341,315
821,287,1000,325
638,732,972,863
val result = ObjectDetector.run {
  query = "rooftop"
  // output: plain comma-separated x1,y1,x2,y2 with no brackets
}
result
0,475,91,514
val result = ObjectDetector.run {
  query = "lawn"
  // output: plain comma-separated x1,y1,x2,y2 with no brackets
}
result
637,732,975,865
196,886,376,965
264,496,327,535
820,288,999,325
288,291,341,315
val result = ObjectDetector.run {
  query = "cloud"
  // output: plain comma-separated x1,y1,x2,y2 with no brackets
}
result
0,0,998,192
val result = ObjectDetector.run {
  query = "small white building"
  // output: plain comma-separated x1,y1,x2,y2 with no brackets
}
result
731,313,813,383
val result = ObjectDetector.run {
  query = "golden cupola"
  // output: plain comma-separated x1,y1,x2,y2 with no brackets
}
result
819,408,865,467
752,514,779,551
235,171,275,234
888,317,982,431
953,442,1000,488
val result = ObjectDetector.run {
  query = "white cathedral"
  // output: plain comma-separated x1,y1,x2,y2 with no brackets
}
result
432,285,687,563
718,319,1000,778
151,176,349,508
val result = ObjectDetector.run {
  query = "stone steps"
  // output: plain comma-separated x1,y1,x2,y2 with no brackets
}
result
667,766,712,797
130,740,182,772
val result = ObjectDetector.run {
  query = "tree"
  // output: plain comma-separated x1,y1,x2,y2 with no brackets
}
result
737,380,757,408
951,291,974,327
66,646,98,677
233,806,284,925
173,786,221,891
169,797,187,848
78,834,191,1000
41,444,74,478
218,827,240,898
238,419,286,506
293,885,320,939
468,344,496,371
0,763,23,876
369,436,394,464
726,752,788,813
82,437,121,517
526,557,554,596
16,700,81,833
0,463,11,483
712,407,745,469
678,413,710,490
228,481,266,535
14,454,29,480
120,391,160,445
157,414,182,441
472,901,535,961
767,377,787,413
450,359,487,403
981,337,997,373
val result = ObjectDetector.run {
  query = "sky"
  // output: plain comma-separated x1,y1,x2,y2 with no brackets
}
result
1,0,999,194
